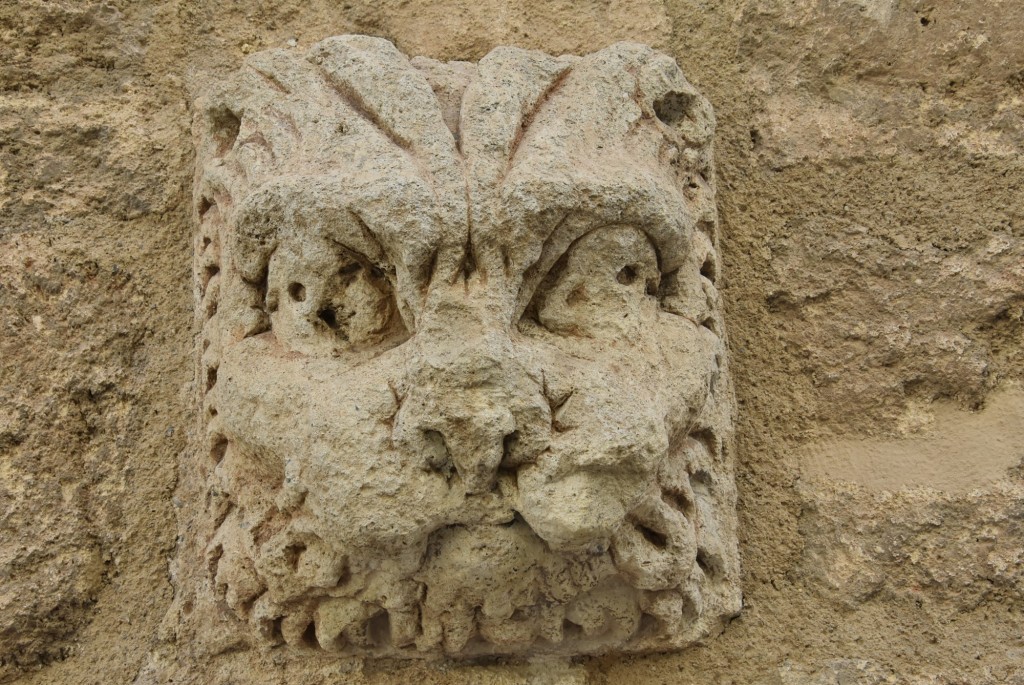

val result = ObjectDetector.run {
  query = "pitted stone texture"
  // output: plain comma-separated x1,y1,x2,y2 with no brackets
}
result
190,35,738,658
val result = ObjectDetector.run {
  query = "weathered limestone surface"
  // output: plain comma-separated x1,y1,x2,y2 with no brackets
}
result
188,36,738,658
1,1,1022,684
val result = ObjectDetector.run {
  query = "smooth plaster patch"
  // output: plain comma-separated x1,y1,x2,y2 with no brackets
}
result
799,387,1024,492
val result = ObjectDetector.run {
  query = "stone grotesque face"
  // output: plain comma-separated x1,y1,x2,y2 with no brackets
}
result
192,36,739,658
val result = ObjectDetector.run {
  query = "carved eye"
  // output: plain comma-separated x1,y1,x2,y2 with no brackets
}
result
266,239,405,355
527,225,660,337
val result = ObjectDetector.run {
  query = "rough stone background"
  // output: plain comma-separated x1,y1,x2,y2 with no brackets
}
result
0,0,1021,683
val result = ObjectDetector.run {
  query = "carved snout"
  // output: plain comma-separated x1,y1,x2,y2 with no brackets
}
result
394,330,548,494
415,395,516,493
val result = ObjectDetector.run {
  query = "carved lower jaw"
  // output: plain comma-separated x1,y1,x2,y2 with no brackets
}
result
244,514,702,657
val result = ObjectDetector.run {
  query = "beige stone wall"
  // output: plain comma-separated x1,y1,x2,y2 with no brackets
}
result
0,1,1021,683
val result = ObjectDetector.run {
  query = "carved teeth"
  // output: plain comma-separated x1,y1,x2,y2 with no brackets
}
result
564,601,607,637
280,611,314,646
640,590,683,632
441,604,476,653
481,591,514,621
340,614,376,649
478,610,534,646
388,607,420,647
537,604,566,643
252,594,285,645
314,597,369,649
258,589,681,654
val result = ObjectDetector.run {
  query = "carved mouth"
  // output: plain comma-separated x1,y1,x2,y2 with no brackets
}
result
204,426,733,657
203,416,735,658
226,490,722,658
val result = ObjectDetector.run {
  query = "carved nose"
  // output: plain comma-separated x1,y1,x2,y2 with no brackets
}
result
416,396,516,493
396,335,545,494
397,294,547,493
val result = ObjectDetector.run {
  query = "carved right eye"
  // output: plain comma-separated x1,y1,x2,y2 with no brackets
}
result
528,225,660,338
266,239,405,356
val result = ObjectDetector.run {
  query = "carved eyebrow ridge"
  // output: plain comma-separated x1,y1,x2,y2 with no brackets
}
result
515,216,666,322
503,64,573,181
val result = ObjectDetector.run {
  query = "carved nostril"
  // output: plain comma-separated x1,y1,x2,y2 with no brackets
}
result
317,307,338,329
501,430,520,466
402,382,531,494
422,429,454,482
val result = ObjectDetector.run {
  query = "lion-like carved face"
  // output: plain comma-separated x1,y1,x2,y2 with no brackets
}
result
191,36,739,658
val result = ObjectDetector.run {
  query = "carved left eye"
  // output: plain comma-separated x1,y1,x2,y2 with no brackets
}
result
266,240,404,355
527,225,660,337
